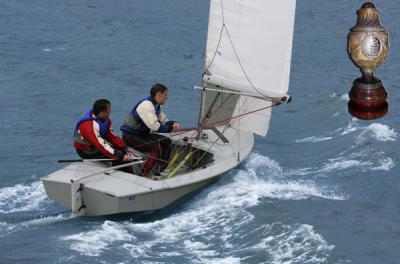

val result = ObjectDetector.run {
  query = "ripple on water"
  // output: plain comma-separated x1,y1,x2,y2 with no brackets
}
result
60,153,338,262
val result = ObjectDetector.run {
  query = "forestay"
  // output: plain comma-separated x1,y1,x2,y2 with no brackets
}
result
199,0,296,136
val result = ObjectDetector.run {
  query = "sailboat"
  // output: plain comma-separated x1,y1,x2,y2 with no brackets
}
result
41,0,297,216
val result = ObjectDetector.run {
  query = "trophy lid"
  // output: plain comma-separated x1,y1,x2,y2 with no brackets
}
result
351,2,386,32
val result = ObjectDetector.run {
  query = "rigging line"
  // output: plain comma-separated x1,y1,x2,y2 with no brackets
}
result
223,24,269,98
172,101,278,135
125,136,173,150
192,123,230,169
209,94,233,116
126,135,205,166
199,93,233,127
198,90,232,129
202,26,225,77
204,102,278,128
185,91,232,137
170,130,196,138
214,0,286,101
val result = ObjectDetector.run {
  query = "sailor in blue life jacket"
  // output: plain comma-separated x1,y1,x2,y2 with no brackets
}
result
74,99,134,172
120,83,181,176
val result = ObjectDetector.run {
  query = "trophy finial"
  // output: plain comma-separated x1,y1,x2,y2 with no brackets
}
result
361,2,375,8
361,2,376,8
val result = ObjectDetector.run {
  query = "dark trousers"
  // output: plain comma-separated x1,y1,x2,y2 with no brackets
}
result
75,149,132,173
122,132,172,175
76,149,108,159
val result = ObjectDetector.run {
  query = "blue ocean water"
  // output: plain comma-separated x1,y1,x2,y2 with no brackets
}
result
1,0,400,263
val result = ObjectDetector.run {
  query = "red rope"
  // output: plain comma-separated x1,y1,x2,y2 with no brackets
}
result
171,102,277,136
170,94,233,137
203,103,276,128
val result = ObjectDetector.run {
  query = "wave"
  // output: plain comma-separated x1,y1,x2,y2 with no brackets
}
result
42,47,67,52
341,120,397,142
371,157,394,171
356,123,397,143
62,221,135,257
318,150,394,174
301,120,397,147
0,213,75,239
251,223,334,264
0,221,16,238
61,153,338,262
295,136,333,143
320,159,371,173
19,213,75,228
0,181,50,214
328,92,348,101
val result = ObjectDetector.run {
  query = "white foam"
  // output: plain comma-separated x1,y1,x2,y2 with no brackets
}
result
318,147,395,174
243,154,346,200
62,221,135,257
320,159,371,173
340,93,349,100
243,180,346,201
357,123,397,143
0,221,16,238
62,153,339,262
207,257,241,264
341,119,359,135
340,120,397,143
371,157,394,171
0,213,75,239
184,240,217,257
245,153,283,177
20,213,76,228
0,181,49,213
252,223,334,264
295,136,333,143
42,47,67,52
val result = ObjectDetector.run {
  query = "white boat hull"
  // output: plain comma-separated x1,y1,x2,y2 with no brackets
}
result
41,127,254,216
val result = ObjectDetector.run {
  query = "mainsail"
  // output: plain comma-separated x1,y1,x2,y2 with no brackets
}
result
199,0,296,136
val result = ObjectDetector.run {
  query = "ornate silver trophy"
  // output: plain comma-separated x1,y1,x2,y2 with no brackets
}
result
347,2,389,120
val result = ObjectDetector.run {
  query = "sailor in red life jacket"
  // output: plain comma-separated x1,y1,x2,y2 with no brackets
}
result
74,99,130,161
120,84,181,176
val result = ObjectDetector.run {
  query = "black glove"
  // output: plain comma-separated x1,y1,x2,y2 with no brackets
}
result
165,120,176,132
114,150,127,160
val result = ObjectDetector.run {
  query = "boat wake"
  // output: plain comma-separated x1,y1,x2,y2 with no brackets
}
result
0,213,76,239
0,181,75,238
0,181,50,214
60,153,340,262
295,136,333,143
340,120,397,142
295,119,397,145
293,119,396,175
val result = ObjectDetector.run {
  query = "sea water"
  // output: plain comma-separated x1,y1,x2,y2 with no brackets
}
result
1,0,400,263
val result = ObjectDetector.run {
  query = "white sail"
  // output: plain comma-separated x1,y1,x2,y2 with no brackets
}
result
203,0,296,98
200,0,296,136
229,96,272,136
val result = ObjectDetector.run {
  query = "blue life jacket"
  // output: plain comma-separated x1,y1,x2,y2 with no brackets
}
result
121,96,171,135
73,109,110,138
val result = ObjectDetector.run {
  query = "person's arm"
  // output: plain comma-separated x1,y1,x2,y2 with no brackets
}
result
104,120,126,149
158,108,168,123
136,101,173,133
159,107,181,131
78,121,124,160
